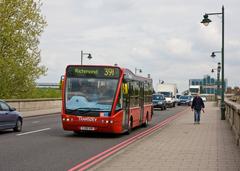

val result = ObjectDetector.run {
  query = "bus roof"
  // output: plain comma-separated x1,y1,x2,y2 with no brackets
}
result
123,68,152,83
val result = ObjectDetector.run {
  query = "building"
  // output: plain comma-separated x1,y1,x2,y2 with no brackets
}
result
189,75,227,95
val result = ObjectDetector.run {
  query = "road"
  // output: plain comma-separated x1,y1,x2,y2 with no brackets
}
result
0,106,188,171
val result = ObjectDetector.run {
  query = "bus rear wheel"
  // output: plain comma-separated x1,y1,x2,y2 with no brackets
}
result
142,114,149,127
126,117,133,135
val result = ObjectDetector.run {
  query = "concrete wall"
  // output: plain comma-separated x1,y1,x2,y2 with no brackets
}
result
225,98,240,146
5,99,62,117
5,98,61,112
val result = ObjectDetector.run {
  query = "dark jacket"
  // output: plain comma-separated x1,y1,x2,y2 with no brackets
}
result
191,96,205,111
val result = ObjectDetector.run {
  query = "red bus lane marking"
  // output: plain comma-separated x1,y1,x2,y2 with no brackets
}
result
68,116,172,171
68,123,161,171
79,118,178,171
68,108,189,171
68,107,189,171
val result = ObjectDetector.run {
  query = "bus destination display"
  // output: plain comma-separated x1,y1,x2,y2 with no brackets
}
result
66,66,120,78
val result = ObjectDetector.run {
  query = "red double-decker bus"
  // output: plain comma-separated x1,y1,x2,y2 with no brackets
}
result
61,65,153,134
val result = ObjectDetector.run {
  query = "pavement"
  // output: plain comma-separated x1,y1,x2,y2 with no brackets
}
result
89,102,240,171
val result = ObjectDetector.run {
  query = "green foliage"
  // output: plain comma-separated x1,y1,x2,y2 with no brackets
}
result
29,88,61,99
0,0,47,99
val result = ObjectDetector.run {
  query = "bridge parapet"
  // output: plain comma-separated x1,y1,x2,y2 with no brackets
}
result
225,98,240,146
5,98,61,112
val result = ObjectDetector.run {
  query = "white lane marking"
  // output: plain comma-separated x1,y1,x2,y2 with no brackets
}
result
16,128,51,136
32,121,40,124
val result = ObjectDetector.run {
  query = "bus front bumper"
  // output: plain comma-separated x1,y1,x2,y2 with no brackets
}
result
62,115,123,133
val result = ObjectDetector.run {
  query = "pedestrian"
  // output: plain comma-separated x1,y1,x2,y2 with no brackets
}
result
191,93,205,124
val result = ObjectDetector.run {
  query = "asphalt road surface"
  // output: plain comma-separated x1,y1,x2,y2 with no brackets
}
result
0,106,188,171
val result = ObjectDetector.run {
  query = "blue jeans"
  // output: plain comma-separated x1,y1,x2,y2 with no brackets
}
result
194,110,201,122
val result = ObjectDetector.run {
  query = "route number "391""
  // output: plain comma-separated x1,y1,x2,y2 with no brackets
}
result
104,68,115,77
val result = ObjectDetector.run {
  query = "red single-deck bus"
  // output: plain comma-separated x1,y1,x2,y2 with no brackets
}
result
61,65,153,134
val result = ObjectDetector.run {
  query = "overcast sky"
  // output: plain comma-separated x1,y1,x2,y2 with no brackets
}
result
39,0,240,92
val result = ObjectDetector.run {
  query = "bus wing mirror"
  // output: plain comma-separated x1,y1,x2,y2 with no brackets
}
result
122,83,128,94
59,75,64,89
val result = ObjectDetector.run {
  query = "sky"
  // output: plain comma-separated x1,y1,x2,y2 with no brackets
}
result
38,0,240,93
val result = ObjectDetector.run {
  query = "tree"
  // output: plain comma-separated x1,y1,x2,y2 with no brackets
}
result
0,0,47,98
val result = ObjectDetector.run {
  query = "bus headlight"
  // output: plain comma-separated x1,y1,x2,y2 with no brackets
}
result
101,120,113,124
102,120,113,124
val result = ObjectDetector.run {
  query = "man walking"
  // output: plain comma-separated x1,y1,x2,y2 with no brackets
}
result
191,93,205,124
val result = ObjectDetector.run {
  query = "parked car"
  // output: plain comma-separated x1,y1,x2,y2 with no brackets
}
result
176,94,181,103
201,96,207,102
0,100,23,132
189,95,193,102
177,95,192,106
152,94,167,110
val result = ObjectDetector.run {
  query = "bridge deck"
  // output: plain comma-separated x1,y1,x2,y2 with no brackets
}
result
90,102,240,170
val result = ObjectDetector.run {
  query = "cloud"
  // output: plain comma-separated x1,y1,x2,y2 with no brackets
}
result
164,38,192,56
39,0,240,92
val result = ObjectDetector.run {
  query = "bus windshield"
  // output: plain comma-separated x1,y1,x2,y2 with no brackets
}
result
65,77,118,114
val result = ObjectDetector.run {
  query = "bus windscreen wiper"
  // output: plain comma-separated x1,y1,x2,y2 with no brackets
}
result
66,107,101,115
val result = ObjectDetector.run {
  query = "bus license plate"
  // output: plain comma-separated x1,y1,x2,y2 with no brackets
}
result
80,126,95,131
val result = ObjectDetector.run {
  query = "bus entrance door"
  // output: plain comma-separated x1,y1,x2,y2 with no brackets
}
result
139,82,144,123
122,83,130,131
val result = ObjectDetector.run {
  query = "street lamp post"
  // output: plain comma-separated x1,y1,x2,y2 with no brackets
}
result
211,62,221,96
135,68,142,74
201,6,225,120
81,50,92,65
210,51,221,96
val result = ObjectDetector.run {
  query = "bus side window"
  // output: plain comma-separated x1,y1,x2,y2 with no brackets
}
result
129,81,139,107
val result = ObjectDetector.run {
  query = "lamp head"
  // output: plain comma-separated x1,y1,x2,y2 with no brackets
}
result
218,62,221,71
211,52,216,58
211,69,214,73
201,14,212,26
87,54,92,60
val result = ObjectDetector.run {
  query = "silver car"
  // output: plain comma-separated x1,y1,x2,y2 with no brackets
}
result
0,100,23,132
